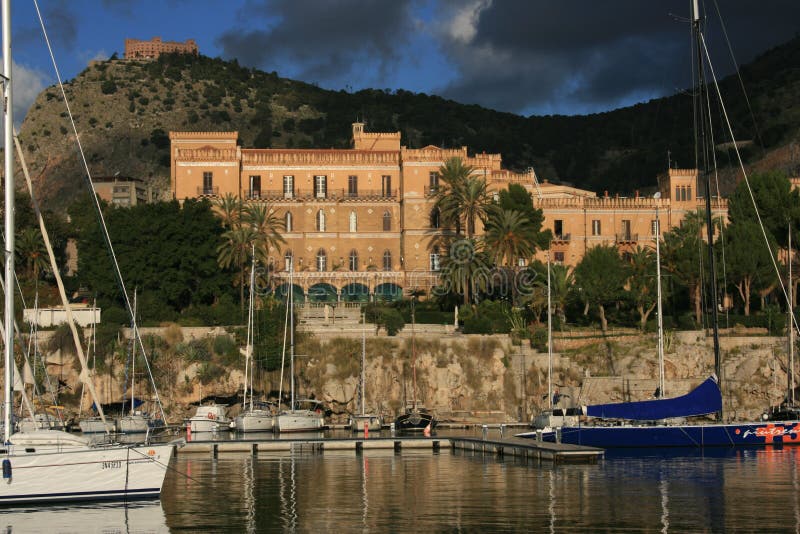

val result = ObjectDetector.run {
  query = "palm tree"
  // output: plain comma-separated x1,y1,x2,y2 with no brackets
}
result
217,225,260,312
435,157,489,239
215,193,241,229
437,238,492,306
483,208,537,267
549,263,574,326
16,227,49,281
243,203,286,265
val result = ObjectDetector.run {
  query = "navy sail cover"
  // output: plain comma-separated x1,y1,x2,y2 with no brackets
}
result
585,376,722,420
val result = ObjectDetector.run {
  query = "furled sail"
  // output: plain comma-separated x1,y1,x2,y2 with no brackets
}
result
584,376,722,421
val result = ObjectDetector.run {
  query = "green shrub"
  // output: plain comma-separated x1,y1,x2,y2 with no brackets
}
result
100,79,117,94
380,308,405,336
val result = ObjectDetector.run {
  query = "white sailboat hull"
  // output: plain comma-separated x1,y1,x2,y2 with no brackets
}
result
276,410,324,433
234,410,274,432
349,414,382,432
79,417,115,434
0,431,173,504
115,414,150,434
187,417,232,433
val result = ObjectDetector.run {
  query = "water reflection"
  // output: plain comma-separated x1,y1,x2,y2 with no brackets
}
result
0,501,166,533
156,445,800,532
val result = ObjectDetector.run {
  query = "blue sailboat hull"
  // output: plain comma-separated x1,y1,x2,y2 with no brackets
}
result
533,420,800,448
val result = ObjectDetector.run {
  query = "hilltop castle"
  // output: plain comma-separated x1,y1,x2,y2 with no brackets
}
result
124,37,198,60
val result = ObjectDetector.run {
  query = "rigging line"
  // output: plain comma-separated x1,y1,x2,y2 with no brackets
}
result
700,34,800,337
277,282,290,406
710,0,765,152
702,68,730,329
32,0,168,425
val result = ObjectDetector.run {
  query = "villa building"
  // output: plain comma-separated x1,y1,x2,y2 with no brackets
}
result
169,124,726,301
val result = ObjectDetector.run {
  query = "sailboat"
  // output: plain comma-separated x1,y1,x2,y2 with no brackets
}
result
234,252,274,432
394,298,436,432
78,299,115,434
348,313,382,432
0,1,174,503
115,291,156,434
531,253,580,431
275,261,325,433
763,224,800,421
521,1,800,448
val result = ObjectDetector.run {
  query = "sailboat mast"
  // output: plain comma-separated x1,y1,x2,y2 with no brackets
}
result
3,0,14,443
246,249,255,412
361,312,366,415
547,252,553,409
693,0,723,419
790,224,795,405
411,298,417,411
656,207,665,397
130,289,137,415
289,260,295,411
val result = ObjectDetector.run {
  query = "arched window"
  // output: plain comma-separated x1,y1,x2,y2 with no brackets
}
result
349,211,357,232
284,250,293,271
383,250,392,271
316,249,327,271
316,209,326,232
285,211,293,232
349,249,358,271
383,211,391,231
430,207,440,229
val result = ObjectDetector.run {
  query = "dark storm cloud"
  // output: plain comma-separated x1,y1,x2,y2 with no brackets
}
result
216,0,418,83
438,0,800,115
16,2,78,50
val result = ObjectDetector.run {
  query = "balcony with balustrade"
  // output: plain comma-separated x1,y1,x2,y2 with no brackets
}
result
250,188,398,202
197,186,219,197
615,233,639,244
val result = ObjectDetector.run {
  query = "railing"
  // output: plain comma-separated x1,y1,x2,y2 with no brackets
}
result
255,188,397,201
615,233,638,243
424,185,439,197
552,233,571,242
197,186,219,197
247,189,261,200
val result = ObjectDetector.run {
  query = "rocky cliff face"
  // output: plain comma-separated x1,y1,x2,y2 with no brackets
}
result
21,326,793,425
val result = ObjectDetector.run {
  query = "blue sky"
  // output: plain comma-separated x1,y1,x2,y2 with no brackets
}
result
7,1,800,123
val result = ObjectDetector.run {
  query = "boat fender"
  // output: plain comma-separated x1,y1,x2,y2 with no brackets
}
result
2,458,11,480
207,412,216,420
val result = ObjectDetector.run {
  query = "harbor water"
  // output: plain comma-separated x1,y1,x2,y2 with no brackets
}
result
2,430,800,532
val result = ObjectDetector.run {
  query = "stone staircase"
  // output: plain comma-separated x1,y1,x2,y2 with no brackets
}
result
296,303,364,333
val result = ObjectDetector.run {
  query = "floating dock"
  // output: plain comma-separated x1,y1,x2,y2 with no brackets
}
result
450,436,603,463
175,435,602,463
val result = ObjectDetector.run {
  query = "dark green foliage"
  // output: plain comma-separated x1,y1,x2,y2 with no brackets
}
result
364,304,405,335
210,110,231,123
100,79,117,95
727,171,800,249
460,300,512,334
253,298,289,372
70,197,233,320
149,128,169,150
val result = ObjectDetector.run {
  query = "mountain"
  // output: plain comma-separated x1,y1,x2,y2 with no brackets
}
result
17,36,800,211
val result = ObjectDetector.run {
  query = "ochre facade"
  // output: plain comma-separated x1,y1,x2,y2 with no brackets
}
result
170,124,726,300
124,37,198,60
